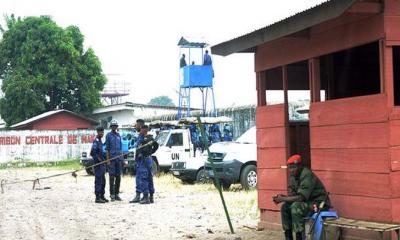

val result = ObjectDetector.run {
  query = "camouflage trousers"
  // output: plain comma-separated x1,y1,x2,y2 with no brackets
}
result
281,201,312,233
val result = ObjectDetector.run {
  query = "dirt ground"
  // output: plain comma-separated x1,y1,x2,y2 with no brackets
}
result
0,168,282,240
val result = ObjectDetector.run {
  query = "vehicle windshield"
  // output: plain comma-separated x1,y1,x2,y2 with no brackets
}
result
155,131,170,146
236,127,256,144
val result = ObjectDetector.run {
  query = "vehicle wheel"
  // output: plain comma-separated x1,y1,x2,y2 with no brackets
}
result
195,169,209,183
240,165,257,190
85,167,94,175
213,179,231,191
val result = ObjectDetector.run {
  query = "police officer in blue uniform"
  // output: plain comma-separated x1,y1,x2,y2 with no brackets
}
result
105,119,123,201
211,124,221,143
129,119,145,203
130,125,158,204
223,124,233,142
189,123,200,157
91,126,108,203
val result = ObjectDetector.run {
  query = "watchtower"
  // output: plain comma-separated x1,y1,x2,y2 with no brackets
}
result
177,37,216,119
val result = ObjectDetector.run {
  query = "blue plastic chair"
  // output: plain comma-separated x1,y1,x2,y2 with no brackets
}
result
306,211,338,240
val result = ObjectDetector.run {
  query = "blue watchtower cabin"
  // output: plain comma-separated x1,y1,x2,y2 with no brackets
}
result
177,37,216,119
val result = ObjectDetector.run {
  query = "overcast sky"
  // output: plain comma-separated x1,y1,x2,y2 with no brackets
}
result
0,0,325,108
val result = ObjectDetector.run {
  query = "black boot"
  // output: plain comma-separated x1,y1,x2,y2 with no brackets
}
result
101,195,109,202
129,192,141,203
140,194,150,204
113,176,122,201
109,176,115,201
114,194,122,201
95,196,106,204
115,176,121,195
149,194,154,204
295,232,304,240
284,230,293,240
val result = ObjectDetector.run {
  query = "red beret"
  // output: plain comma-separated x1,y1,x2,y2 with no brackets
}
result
287,154,302,165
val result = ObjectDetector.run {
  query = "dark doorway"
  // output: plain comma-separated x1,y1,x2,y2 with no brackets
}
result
289,122,311,168
262,62,311,168
393,46,400,106
287,60,311,169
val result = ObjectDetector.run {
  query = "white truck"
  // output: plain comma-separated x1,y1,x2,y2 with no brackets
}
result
206,126,257,190
153,128,209,179
154,117,233,183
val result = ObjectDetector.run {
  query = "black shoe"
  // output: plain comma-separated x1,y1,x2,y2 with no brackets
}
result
140,196,150,204
95,197,106,204
284,230,293,240
149,194,154,204
114,194,122,201
101,195,109,202
129,193,141,203
110,195,116,201
295,232,303,240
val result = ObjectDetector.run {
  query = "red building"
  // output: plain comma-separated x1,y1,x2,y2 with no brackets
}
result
213,0,400,238
10,109,98,130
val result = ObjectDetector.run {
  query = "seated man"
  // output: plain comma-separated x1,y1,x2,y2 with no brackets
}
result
273,154,330,240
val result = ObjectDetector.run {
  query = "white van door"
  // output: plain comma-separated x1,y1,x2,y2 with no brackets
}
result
166,131,190,162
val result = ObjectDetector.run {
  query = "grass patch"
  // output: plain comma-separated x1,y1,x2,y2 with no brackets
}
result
154,173,260,221
0,159,82,170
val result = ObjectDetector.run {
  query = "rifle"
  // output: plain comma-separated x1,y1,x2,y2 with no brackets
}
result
308,192,330,235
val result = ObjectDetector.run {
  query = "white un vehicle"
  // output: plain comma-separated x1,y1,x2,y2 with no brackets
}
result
167,117,233,184
206,126,257,190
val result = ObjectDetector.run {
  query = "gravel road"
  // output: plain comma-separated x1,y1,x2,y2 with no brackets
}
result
0,168,281,240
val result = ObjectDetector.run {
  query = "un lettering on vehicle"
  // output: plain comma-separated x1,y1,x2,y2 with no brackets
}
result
171,153,180,160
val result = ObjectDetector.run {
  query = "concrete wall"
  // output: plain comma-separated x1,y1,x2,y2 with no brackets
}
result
0,130,96,163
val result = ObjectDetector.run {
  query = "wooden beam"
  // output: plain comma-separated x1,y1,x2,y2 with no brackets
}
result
384,44,394,109
282,65,290,192
309,58,321,102
257,71,267,106
346,2,382,14
282,65,290,153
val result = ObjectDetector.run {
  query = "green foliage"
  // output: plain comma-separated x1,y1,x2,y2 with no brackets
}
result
0,15,106,126
148,95,175,107
0,159,81,169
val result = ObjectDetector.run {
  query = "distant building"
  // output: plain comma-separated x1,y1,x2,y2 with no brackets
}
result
10,110,98,130
91,102,198,128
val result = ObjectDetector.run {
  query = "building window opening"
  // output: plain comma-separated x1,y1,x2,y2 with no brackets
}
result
319,41,380,100
287,60,310,121
264,67,284,105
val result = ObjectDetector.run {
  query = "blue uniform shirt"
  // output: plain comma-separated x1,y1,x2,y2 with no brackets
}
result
90,136,103,162
105,131,122,156
133,133,145,149
203,53,212,65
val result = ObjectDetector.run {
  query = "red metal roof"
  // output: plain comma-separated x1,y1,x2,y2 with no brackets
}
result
211,0,359,56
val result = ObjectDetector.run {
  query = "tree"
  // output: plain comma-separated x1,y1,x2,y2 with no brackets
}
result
148,96,175,107
0,15,106,126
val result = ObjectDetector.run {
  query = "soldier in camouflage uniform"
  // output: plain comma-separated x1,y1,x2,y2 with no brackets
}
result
273,154,330,240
